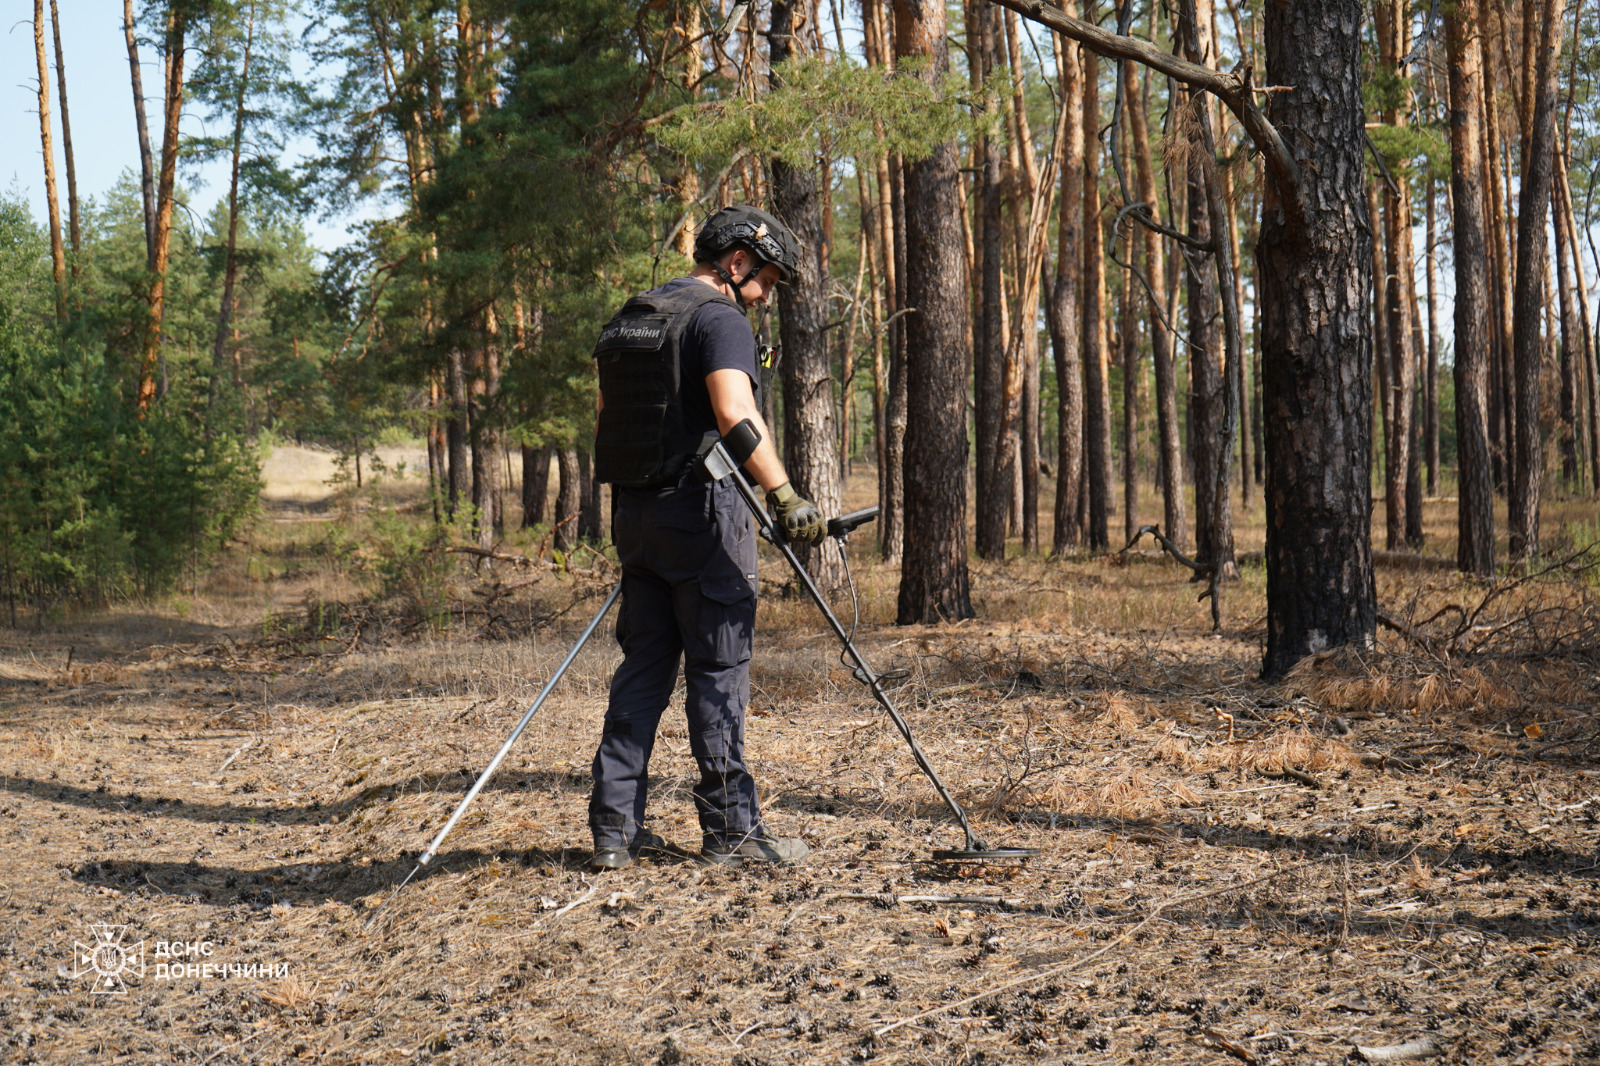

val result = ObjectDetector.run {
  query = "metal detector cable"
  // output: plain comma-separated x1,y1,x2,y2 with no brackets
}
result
832,533,907,686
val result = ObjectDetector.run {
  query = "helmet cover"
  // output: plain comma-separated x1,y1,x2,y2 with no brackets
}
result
693,205,801,283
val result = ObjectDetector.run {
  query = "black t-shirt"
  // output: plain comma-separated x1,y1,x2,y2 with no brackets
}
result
647,277,756,437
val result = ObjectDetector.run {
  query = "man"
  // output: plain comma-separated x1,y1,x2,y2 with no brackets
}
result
587,205,827,871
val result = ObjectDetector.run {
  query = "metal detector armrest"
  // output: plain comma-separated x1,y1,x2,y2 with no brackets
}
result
827,506,880,539
696,419,762,484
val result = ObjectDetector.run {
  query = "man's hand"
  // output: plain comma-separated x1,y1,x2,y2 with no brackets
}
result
767,482,826,545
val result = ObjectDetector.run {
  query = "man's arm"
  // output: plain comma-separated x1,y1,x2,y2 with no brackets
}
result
705,368,788,491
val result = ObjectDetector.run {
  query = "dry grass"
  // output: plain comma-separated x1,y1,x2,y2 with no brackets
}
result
1,454,1598,1063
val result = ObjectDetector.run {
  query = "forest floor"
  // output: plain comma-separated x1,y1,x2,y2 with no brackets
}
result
2,450,1599,1065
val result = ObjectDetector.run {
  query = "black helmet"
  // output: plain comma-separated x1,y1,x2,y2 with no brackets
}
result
693,205,801,283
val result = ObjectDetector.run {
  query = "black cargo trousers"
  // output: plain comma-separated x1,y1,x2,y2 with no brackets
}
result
587,469,763,850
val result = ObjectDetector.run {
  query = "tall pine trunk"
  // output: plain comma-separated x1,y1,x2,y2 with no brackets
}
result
446,350,470,518
1424,177,1440,496
1448,4,1496,577
210,0,257,414
123,0,156,267
770,0,845,590
1081,48,1112,550
1049,28,1085,555
894,0,972,623
138,8,187,414
47,0,78,268
31,0,65,321
520,444,550,529
1508,0,1566,557
471,322,502,547
554,448,580,554
1121,223,1140,542
1258,0,1375,677
1554,158,1580,486
1127,61,1186,548
1483,41,1514,492
1377,0,1417,551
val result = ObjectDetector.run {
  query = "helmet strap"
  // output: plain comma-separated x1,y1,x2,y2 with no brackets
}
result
712,264,747,312
713,252,766,314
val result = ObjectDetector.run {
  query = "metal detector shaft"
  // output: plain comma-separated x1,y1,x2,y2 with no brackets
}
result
718,455,982,849
415,582,622,867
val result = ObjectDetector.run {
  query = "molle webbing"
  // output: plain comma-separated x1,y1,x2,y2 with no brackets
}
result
593,285,740,488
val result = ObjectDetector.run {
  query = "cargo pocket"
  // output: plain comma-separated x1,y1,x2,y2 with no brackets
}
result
688,570,756,667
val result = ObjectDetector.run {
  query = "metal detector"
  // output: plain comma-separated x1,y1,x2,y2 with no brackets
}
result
709,421,1038,864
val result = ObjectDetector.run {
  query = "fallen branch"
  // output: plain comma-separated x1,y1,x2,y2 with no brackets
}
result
1117,524,1223,632
216,737,258,777
833,892,1025,908
1258,766,1321,789
1200,1027,1257,1063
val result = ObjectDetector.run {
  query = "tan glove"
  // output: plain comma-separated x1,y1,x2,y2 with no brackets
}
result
766,481,826,545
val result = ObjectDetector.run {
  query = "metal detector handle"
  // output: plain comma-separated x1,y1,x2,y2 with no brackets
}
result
828,506,879,539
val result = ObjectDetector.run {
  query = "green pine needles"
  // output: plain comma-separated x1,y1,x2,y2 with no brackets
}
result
657,55,999,169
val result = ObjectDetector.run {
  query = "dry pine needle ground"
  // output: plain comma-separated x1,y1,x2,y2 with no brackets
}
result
1,476,1598,1065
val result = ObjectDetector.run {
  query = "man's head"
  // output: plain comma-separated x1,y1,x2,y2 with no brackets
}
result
693,205,800,310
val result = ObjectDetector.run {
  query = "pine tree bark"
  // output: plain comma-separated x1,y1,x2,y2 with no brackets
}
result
137,6,187,413
770,0,845,590
47,0,78,267
974,2,1009,560
1555,148,1600,491
1482,36,1515,492
1555,161,1580,486
123,0,157,268
1081,48,1112,551
864,0,904,562
1121,223,1140,542
471,322,502,547
893,0,973,623
1424,177,1440,496
521,444,550,528
32,0,66,322
1049,28,1085,555
446,350,470,518
211,0,257,413
1447,3,1496,577
577,451,601,542
1258,0,1376,677
1184,131,1227,569
1126,61,1187,549
554,447,580,553
1179,0,1242,584
1508,0,1565,558
886,153,909,562
1228,183,1250,506
1178,1,1230,574
1377,0,1416,551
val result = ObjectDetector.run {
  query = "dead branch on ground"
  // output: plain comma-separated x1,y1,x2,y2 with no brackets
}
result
1117,524,1223,632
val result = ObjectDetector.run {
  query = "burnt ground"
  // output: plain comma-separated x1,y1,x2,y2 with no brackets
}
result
1,539,1599,1065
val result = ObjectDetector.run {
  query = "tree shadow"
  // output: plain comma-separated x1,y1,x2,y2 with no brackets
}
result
0,769,593,826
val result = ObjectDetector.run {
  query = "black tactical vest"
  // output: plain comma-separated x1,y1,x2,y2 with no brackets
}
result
593,283,742,488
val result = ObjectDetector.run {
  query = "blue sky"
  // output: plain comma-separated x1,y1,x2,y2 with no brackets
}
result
1,6,367,254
